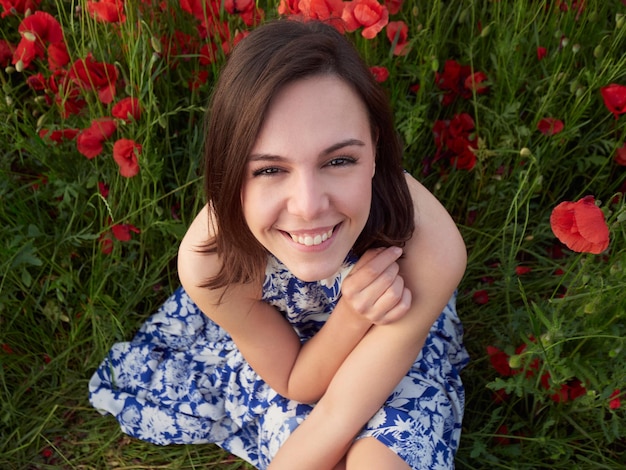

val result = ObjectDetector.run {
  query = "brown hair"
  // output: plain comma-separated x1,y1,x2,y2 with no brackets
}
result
202,19,414,289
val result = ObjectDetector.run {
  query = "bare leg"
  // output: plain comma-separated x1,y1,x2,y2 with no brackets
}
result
345,437,410,470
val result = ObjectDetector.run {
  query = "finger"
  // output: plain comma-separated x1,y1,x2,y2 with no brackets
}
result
346,247,402,290
366,273,405,322
343,261,401,315
373,287,412,325
350,247,387,273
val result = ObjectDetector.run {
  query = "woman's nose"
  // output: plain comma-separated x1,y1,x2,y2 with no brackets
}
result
287,173,329,220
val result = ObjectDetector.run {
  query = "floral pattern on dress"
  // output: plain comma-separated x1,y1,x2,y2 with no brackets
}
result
89,253,468,469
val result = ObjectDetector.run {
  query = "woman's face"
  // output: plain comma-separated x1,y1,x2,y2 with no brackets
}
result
242,75,376,282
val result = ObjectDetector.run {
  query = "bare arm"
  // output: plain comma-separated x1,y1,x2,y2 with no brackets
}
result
267,174,467,469
178,206,411,404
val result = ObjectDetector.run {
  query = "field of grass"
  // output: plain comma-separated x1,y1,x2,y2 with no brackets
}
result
1,0,625,468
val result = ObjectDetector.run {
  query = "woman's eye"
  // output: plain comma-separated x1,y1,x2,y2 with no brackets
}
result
252,167,282,177
328,156,357,167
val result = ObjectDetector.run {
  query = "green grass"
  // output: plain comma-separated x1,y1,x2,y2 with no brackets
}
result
1,0,625,468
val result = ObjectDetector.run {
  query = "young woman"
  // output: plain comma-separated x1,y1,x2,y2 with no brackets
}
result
89,19,469,470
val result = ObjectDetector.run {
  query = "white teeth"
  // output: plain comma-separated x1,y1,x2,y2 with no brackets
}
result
290,228,333,246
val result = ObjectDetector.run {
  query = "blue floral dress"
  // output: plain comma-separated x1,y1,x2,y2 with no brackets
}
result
89,254,469,469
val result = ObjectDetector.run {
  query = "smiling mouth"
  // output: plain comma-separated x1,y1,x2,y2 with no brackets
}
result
288,226,335,246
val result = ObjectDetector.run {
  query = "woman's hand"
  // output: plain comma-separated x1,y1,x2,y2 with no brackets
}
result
339,247,412,326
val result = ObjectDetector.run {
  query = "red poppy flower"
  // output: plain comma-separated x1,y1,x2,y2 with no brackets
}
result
180,0,220,23
299,0,346,33
0,39,14,67
537,46,547,61
160,30,199,61
494,425,511,446
464,71,489,94
26,72,46,91
111,222,141,241
370,66,389,83
39,128,79,143
199,42,219,65
537,117,564,135
189,70,210,91
99,233,114,254
86,0,126,23
557,0,586,20
609,389,621,410
600,84,626,120
113,138,141,177
232,30,249,48
12,11,64,70
70,53,118,104
432,113,478,170
435,59,474,105
448,136,477,170
515,266,532,276
486,346,513,376
615,142,626,166
449,113,476,145
1,343,14,354
547,378,586,403
384,0,403,15
112,97,141,122
492,388,510,404
472,289,489,305
76,118,118,159
48,69,87,118
278,0,300,15
224,0,261,26
386,21,409,56
513,341,541,378
18,10,64,45
343,0,389,39
550,195,610,254
1,0,40,17
98,182,109,198
47,41,69,70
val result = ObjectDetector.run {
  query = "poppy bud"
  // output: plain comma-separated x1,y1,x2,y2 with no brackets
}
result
593,44,603,58
508,355,522,369
430,57,439,72
150,36,162,54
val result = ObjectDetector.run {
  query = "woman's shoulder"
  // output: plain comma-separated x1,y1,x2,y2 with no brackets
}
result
401,172,467,291
177,204,263,314
177,204,220,294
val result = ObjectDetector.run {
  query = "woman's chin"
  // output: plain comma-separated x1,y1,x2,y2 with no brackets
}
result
286,262,344,283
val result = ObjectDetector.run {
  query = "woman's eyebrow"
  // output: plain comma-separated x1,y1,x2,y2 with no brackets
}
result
248,138,366,162
248,153,285,162
320,139,366,156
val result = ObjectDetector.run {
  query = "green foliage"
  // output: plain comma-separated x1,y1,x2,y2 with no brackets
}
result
1,0,624,467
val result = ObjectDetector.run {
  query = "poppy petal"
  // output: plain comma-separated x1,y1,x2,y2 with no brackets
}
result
550,197,610,254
